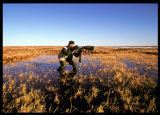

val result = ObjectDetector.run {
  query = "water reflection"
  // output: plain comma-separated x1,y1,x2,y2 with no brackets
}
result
3,54,158,84
3,55,104,83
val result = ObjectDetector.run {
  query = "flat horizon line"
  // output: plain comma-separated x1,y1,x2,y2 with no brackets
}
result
3,45,158,47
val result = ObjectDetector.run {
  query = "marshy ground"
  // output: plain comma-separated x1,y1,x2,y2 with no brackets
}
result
2,46,158,113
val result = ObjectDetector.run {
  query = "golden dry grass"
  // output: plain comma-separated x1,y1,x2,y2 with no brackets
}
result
3,46,157,64
3,46,158,113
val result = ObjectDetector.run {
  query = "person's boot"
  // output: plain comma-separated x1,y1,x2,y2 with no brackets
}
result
57,68,63,76
57,68,61,73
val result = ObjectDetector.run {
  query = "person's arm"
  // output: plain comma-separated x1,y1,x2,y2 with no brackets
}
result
62,47,71,56
71,45,79,54
74,48,82,57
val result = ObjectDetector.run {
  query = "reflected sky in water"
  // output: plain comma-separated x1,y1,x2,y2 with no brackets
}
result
3,55,158,84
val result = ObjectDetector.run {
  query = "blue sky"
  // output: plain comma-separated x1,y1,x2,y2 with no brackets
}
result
3,4,158,46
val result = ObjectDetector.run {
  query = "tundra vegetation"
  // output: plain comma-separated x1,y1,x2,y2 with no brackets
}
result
3,46,158,113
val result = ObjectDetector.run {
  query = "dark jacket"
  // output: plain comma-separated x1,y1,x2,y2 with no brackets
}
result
58,46,81,61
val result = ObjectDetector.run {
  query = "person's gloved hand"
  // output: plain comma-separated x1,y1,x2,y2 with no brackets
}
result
74,49,79,53
73,45,79,50
71,45,79,54
73,48,82,57
78,48,82,53
72,49,78,54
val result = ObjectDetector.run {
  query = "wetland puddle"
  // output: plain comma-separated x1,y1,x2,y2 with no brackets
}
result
3,55,158,85
3,55,106,80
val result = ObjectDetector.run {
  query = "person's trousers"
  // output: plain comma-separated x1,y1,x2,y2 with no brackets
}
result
58,59,77,72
